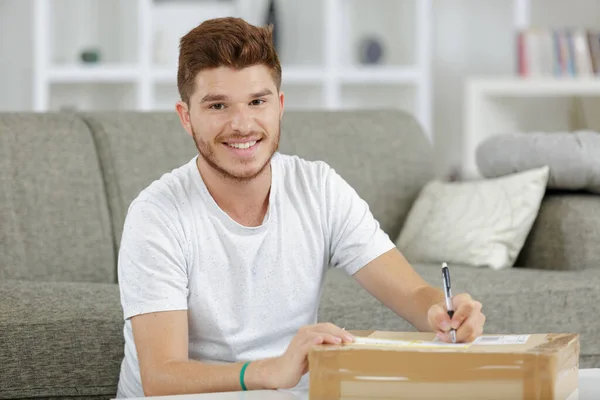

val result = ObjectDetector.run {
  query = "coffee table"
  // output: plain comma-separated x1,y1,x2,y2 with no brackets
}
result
124,369,599,399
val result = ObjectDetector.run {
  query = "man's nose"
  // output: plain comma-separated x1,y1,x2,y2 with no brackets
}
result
230,106,253,134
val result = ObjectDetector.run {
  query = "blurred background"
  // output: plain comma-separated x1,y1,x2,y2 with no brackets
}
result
1,0,599,178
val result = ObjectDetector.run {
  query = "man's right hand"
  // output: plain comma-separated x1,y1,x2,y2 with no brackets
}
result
262,323,355,389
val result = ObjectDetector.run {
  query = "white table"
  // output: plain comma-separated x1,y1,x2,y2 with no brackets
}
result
126,369,599,399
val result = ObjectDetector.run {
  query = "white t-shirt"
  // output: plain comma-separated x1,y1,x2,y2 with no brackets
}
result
116,152,395,398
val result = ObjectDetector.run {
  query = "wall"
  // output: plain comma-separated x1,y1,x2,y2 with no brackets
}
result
0,0,32,111
432,0,513,176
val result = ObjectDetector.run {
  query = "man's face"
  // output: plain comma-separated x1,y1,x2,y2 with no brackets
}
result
177,64,284,182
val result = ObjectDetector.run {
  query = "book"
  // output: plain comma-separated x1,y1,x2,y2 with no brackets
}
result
517,27,600,77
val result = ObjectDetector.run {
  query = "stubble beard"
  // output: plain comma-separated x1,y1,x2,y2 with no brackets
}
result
191,122,280,183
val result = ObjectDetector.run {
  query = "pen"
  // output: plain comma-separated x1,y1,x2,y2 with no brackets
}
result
441,262,456,343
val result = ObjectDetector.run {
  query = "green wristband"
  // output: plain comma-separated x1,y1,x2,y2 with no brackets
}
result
240,361,250,391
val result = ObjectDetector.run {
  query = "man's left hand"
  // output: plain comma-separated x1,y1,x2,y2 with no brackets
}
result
427,293,486,343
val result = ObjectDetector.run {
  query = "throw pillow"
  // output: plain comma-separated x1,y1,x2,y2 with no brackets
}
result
476,130,600,194
395,166,549,270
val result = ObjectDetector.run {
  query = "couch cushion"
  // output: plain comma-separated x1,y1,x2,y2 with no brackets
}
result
279,109,435,240
0,112,115,283
516,191,600,271
80,112,197,249
395,166,549,270
319,264,600,367
0,280,123,399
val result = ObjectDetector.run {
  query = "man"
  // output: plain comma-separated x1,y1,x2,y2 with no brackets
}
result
116,17,485,398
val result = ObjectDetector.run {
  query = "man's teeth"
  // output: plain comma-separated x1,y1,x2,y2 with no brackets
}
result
227,141,257,149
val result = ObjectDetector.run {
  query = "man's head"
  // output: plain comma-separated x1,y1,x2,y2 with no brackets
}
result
175,17,284,182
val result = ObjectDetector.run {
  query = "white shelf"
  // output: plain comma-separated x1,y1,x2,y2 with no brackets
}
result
151,67,177,84
282,67,326,84
340,66,420,84
30,0,433,140
152,65,327,85
463,75,600,179
47,65,140,83
467,77,600,96
152,66,423,86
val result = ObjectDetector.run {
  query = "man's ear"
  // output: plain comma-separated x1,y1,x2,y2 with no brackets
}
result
278,90,285,120
175,100,193,137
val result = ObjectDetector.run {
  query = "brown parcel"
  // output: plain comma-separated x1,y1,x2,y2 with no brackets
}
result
308,331,580,400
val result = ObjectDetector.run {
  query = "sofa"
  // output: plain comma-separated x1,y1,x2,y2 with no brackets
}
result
1,109,599,399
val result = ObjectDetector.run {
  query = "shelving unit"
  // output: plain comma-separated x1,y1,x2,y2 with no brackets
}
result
463,76,600,178
31,0,433,141
465,77,600,95
46,65,140,83
462,0,600,179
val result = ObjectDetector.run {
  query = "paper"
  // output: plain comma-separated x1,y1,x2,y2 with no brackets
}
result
349,335,531,349
472,335,530,345
351,336,472,349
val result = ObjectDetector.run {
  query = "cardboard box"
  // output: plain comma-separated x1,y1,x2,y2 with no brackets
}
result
308,330,580,400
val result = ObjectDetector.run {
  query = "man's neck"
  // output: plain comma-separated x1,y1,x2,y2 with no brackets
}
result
197,157,272,227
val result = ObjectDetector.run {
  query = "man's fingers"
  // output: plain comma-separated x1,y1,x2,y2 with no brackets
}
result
315,323,354,342
320,333,345,345
455,312,486,342
292,333,325,361
452,292,473,307
451,297,482,329
428,303,452,332
436,331,451,342
287,325,357,371
302,330,348,347
294,332,343,363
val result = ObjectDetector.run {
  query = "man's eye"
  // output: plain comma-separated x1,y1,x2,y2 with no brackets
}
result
250,99,265,106
210,103,225,110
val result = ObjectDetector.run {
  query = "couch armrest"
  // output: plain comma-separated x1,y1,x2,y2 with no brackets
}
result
517,191,600,271
0,280,124,399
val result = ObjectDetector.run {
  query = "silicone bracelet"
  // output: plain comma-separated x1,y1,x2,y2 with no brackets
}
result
240,361,250,391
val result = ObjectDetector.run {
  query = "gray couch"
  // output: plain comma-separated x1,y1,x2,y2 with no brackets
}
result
1,109,599,399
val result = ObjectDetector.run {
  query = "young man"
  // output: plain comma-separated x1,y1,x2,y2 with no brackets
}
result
116,17,485,398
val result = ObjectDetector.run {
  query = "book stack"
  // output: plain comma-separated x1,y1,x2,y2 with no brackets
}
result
517,28,600,77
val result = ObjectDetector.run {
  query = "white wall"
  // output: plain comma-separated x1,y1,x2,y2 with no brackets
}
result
432,0,515,176
0,0,32,111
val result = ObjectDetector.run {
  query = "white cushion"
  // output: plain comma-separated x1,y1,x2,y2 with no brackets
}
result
395,166,549,270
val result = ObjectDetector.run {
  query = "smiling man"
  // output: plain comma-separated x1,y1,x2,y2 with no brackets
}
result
115,17,486,398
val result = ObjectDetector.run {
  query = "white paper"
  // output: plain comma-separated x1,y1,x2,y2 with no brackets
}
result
351,335,530,349
472,335,530,345
352,336,471,348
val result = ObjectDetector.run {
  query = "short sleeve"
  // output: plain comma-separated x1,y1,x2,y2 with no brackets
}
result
117,199,189,320
324,167,396,275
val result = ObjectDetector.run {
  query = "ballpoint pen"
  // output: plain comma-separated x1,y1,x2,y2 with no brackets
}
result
441,262,457,343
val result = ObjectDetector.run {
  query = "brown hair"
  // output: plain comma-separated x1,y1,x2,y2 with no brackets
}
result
177,17,282,105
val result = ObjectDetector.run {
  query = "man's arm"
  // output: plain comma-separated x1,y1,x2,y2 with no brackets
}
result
321,166,485,341
120,200,273,395
353,248,485,342
131,310,272,396
131,311,353,396
352,248,445,332
119,199,268,395
321,166,447,332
